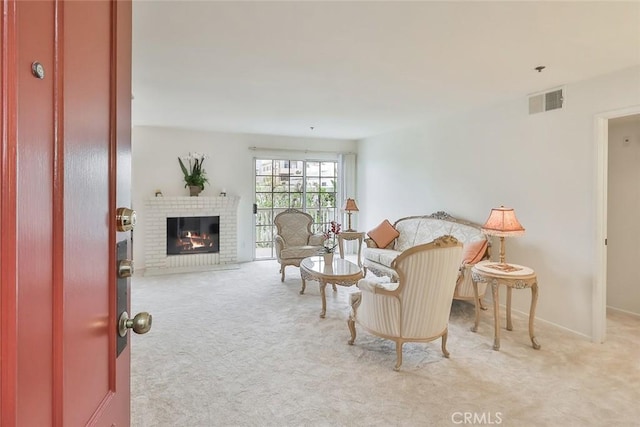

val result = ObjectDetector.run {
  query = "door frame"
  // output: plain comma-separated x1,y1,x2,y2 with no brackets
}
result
253,157,341,260
1,0,19,421
593,104,640,343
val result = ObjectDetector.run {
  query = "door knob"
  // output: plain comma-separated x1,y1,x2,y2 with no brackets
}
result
115,207,136,232
118,311,152,337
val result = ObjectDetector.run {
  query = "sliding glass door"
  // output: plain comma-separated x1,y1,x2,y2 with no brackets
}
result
254,159,338,259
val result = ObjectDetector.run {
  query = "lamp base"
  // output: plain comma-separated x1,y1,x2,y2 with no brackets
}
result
346,212,354,233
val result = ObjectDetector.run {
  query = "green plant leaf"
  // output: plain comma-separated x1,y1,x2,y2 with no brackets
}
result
178,157,189,178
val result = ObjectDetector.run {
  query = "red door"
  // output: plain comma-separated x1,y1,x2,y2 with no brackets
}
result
1,0,134,425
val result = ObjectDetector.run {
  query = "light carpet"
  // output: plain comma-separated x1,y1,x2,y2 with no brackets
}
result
131,259,640,426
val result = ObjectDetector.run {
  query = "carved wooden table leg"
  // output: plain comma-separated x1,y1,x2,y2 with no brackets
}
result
506,287,513,331
472,261,539,351
319,281,327,318
530,283,541,349
492,282,501,351
300,256,364,319
471,280,480,333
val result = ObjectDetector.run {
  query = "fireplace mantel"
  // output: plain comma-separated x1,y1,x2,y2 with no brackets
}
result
144,196,240,275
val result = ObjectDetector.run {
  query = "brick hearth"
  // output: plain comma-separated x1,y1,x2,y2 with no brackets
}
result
144,196,240,275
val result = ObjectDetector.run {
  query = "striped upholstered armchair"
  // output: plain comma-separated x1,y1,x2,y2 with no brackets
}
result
347,235,463,370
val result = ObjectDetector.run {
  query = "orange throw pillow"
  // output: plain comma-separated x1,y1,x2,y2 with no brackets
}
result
367,220,400,248
462,239,488,264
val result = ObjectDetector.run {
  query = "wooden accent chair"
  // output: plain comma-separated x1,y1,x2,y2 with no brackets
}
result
348,235,463,370
274,209,326,281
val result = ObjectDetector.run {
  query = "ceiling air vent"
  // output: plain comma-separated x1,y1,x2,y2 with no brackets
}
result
529,88,564,114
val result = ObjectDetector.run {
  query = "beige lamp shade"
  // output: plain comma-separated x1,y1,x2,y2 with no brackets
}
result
481,206,524,265
481,206,525,237
344,198,359,212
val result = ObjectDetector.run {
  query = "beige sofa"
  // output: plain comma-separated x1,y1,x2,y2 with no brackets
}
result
363,211,490,305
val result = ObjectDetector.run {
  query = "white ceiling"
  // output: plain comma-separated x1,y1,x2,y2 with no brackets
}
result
132,1,640,140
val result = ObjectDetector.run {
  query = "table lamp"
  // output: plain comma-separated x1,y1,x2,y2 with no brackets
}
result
344,198,359,232
481,206,525,265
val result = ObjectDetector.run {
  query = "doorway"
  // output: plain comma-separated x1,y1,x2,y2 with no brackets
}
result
594,107,640,343
607,115,640,315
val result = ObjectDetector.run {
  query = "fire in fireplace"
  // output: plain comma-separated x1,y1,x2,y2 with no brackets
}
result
166,216,219,255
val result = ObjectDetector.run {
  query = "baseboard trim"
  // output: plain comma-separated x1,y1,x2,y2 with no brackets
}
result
606,305,640,318
140,263,241,276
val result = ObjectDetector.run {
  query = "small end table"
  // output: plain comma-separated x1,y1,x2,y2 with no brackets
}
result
300,256,364,318
337,231,365,268
471,260,541,351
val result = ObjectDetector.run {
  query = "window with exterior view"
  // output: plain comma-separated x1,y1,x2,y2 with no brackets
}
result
254,159,338,259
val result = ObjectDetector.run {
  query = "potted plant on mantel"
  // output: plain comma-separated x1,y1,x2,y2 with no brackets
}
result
178,153,209,196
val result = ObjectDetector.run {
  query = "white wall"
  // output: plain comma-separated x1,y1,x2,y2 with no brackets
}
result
132,127,356,269
607,115,640,315
357,66,640,338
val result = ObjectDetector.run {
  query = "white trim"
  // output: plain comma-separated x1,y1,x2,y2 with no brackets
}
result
252,157,258,261
248,146,354,155
606,305,640,318
593,116,608,344
593,105,640,343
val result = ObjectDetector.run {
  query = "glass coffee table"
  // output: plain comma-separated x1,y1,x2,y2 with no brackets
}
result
300,256,364,318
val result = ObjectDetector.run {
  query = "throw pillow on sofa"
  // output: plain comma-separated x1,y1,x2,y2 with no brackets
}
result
462,239,488,264
368,219,400,248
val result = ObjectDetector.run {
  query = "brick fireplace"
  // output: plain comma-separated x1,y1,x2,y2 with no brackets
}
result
144,196,240,275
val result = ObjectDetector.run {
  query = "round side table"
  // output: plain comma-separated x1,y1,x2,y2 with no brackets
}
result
471,260,541,351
